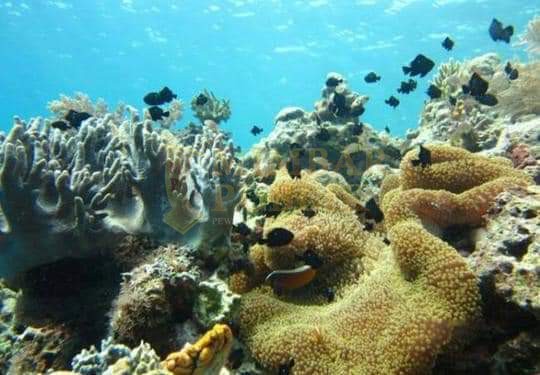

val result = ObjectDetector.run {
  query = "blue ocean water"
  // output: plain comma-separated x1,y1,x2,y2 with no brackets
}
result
0,0,537,152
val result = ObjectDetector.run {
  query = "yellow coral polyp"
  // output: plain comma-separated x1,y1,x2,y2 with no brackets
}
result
238,145,531,374
162,324,233,375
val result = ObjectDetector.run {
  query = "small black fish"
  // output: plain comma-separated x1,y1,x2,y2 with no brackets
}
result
246,189,260,205
302,207,316,218
476,94,498,106
251,126,263,136
286,158,302,179
411,144,432,168
507,69,518,80
325,76,343,87
426,84,442,99
504,62,519,80
403,54,435,78
232,223,252,236
449,96,457,106
228,348,244,370
264,227,294,247
462,73,498,106
462,72,489,97
383,237,390,245
364,72,381,83
297,249,323,269
143,92,162,106
323,287,335,302
365,197,384,223
385,96,400,108
504,62,513,75
159,86,177,103
51,120,70,131
264,202,282,218
397,79,417,94
442,37,454,51
290,142,306,157
147,106,170,121
330,92,348,117
316,128,331,142
144,86,177,105
279,359,295,375
65,109,92,128
195,93,208,106
384,126,390,133
489,18,514,43
351,123,364,136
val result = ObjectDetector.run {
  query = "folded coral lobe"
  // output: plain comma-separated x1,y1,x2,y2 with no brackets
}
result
239,145,531,374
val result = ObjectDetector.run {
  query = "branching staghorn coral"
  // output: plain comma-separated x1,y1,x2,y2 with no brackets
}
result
430,59,467,98
48,92,109,118
191,90,231,124
164,124,244,254
236,147,530,374
144,99,184,130
516,15,540,57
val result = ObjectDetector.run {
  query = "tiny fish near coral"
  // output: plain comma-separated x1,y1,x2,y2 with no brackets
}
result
266,265,317,291
411,144,432,168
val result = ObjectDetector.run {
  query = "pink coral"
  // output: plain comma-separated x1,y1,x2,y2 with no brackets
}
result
509,144,537,169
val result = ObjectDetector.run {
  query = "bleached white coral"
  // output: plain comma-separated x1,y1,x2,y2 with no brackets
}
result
48,92,108,117
516,15,540,57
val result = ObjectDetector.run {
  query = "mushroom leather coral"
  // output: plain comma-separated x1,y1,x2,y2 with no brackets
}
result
235,146,532,374
162,324,232,375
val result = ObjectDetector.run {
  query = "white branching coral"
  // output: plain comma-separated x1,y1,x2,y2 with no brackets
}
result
48,92,109,117
190,90,231,124
430,59,468,98
516,15,540,57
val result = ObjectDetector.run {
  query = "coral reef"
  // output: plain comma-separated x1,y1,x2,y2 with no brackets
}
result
0,108,166,281
144,99,184,130
71,337,166,375
0,282,18,373
314,72,369,124
244,73,401,185
237,147,518,373
434,185,540,374
471,185,539,317
517,15,540,57
162,323,232,375
194,274,240,329
164,124,244,257
407,54,540,169
0,94,243,283
191,90,231,124
497,62,540,119
109,245,200,356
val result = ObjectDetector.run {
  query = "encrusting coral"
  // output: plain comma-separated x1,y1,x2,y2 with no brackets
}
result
237,145,533,374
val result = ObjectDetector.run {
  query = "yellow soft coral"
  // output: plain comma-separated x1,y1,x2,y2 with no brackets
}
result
384,145,531,228
162,324,233,375
237,146,532,374
257,169,370,282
